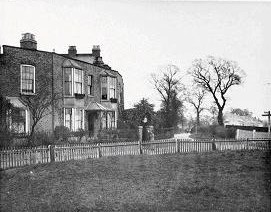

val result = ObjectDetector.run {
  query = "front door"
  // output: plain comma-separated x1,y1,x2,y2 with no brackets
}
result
88,112,96,137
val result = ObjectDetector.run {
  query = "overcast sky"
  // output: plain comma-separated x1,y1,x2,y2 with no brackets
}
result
1,0,271,119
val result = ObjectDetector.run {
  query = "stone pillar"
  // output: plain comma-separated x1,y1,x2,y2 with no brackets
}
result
48,145,55,162
138,126,143,142
146,126,154,141
236,129,240,140
252,129,256,139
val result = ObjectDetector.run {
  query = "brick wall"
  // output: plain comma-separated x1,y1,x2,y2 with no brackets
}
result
236,129,269,139
0,45,124,134
0,46,54,132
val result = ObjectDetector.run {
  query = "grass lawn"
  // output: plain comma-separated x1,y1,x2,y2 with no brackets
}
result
0,150,270,212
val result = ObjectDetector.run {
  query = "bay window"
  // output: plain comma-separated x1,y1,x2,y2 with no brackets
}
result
101,76,108,100
75,108,84,131
63,68,84,96
109,77,116,99
87,75,93,95
74,69,83,94
64,108,72,130
64,108,84,131
8,108,27,133
64,68,72,96
101,76,117,100
101,111,116,129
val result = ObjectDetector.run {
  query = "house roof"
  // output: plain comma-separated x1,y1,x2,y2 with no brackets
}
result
6,97,26,109
85,102,113,111
62,59,82,69
2,45,123,78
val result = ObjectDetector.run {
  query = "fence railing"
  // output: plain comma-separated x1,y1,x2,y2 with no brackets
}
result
1,138,270,170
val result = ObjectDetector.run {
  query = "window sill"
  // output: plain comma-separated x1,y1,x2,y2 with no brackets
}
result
110,98,118,103
20,92,36,96
74,93,85,99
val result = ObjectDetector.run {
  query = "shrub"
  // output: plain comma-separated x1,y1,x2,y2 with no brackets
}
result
71,128,88,143
0,130,13,148
193,125,236,139
31,132,54,146
54,126,70,143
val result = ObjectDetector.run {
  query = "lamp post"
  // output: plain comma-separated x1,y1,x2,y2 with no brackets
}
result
262,111,271,138
142,117,148,141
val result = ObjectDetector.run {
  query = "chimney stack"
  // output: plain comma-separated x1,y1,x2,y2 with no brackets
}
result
92,45,100,58
68,46,77,57
20,33,37,50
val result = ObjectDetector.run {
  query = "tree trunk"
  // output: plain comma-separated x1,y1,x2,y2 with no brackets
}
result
217,109,224,126
28,122,37,146
196,111,200,126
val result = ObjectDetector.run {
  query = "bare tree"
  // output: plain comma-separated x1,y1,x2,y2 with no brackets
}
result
151,64,184,128
20,77,61,140
189,56,245,125
208,104,218,125
186,87,207,126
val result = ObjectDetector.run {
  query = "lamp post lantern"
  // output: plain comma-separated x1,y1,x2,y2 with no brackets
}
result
143,117,147,124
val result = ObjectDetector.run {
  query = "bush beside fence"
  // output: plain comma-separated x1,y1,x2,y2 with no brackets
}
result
1,138,270,170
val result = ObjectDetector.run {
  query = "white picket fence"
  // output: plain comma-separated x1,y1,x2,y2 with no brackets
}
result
0,138,270,170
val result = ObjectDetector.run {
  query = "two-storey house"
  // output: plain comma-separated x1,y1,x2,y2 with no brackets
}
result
0,33,124,138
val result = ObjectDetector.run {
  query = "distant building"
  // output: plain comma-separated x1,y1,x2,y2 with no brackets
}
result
0,33,124,138
224,112,264,127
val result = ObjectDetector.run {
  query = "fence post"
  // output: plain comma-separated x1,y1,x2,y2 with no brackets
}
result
176,139,180,153
138,126,143,154
97,143,102,158
246,138,249,150
48,145,55,162
212,139,216,151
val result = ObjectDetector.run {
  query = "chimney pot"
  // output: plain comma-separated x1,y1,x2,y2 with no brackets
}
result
92,45,100,57
68,46,77,57
20,33,37,50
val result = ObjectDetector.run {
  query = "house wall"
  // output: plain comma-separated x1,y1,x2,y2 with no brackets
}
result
0,46,54,133
52,54,124,133
0,45,124,135
236,129,270,139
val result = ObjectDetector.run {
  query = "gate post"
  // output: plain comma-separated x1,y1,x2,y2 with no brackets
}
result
97,143,102,158
48,145,55,162
212,139,216,151
138,126,143,154
176,139,180,153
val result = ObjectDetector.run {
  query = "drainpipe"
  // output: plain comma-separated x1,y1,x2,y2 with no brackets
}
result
51,52,55,133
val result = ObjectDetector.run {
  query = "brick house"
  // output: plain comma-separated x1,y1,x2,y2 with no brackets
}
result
0,33,124,138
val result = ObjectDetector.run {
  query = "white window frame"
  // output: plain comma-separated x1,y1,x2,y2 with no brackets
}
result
63,68,73,96
20,64,35,94
63,68,84,97
87,75,93,96
109,77,116,99
25,109,30,133
8,108,29,134
64,108,73,131
74,108,84,131
74,69,84,94
101,76,117,101
64,107,85,131
101,111,116,129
